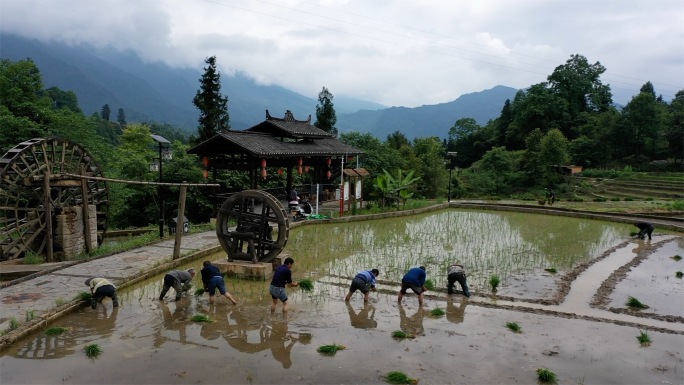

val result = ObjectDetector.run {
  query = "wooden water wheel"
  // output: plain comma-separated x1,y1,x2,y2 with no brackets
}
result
0,138,109,260
216,189,289,263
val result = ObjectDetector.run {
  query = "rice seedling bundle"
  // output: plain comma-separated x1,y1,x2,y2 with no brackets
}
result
194,288,205,296
385,371,418,384
505,322,522,333
84,344,102,358
676,271,683,278
626,296,648,309
317,344,345,356
636,330,652,347
45,327,68,336
191,314,211,322
536,368,557,384
298,279,314,291
430,308,445,316
423,279,434,291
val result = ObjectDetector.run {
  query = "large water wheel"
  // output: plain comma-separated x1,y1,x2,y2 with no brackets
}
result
0,138,109,260
216,190,289,263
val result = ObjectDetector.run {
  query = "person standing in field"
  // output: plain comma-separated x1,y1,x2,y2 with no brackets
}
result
270,257,299,314
344,268,380,302
397,266,427,306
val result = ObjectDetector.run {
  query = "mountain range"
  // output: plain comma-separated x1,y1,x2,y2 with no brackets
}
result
0,33,517,139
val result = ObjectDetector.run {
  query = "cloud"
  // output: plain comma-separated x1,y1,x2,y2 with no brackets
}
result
1,0,682,106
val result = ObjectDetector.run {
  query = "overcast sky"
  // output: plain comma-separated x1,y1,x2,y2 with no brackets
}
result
1,0,682,107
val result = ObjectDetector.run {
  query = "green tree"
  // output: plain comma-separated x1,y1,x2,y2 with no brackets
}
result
43,87,81,113
117,108,127,128
540,128,570,183
479,146,511,194
386,130,410,150
666,90,684,164
314,87,337,136
413,136,447,199
622,86,659,165
193,56,230,142
100,104,111,121
547,54,612,120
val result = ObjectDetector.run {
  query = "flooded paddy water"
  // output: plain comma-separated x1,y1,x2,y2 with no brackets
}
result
1,209,683,384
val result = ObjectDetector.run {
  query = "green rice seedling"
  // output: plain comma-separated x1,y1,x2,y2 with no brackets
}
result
505,321,522,333
626,296,648,309
544,268,557,274
8,318,20,331
194,288,205,296
77,291,92,301
83,344,102,358
298,279,314,291
385,370,418,384
536,368,557,384
430,307,445,316
636,330,652,347
489,274,500,291
45,326,68,336
317,344,346,356
423,279,435,291
391,330,412,339
672,255,682,261
191,314,211,322
25,310,36,322
676,271,683,278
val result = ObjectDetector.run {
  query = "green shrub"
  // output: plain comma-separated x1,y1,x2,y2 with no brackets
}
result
22,252,44,265
391,330,415,339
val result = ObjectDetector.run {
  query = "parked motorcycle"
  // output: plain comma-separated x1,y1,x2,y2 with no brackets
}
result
289,198,313,221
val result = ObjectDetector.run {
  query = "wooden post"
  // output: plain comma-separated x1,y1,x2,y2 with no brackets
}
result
43,172,54,262
172,185,187,260
79,165,92,253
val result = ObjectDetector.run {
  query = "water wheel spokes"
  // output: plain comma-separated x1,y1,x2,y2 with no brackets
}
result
216,189,289,263
0,138,110,261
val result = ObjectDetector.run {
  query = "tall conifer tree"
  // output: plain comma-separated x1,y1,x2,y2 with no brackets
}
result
314,87,337,136
193,56,229,142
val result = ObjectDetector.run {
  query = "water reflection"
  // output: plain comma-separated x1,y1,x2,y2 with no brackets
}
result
346,302,377,329
13,306,119,359
398,305,425,337
446,298,467,324
224,315,297,368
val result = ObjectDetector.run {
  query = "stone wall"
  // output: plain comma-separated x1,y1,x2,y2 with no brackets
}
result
56,205,97,258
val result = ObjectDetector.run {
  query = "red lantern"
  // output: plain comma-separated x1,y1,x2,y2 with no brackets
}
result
202,157,209,167
298,157,303,175
278,168,284,176
304,165,310,173
203,169,208,179
261,159,267,179
326,157,332,178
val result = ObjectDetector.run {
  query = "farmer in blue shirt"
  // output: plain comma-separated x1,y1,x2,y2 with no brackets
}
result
200,261,237,305
270,257,299,314
398,266,427,306
344,269,380,302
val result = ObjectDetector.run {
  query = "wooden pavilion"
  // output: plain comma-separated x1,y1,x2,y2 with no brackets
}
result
187,110,364,202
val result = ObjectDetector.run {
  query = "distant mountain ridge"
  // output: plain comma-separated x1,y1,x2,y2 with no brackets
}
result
337,85,517,139
1,33,516,138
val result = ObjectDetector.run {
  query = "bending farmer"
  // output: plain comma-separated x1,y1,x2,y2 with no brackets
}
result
635,222,655,240
85,277,119,309
159,268,195,301
398,266,427,306
200,261,238,305
447,263,470,298
345,269,380,302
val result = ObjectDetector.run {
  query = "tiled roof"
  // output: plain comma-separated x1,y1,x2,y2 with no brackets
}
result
188,130,363,158
245,110,333,139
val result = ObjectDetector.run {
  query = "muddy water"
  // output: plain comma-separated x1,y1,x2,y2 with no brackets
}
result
1,209,683,384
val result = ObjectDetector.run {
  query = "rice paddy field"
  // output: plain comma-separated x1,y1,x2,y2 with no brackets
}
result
1,208,682,385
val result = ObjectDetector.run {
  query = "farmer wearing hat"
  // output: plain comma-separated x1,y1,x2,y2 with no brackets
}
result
85,277,118,309
159,268,195,301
